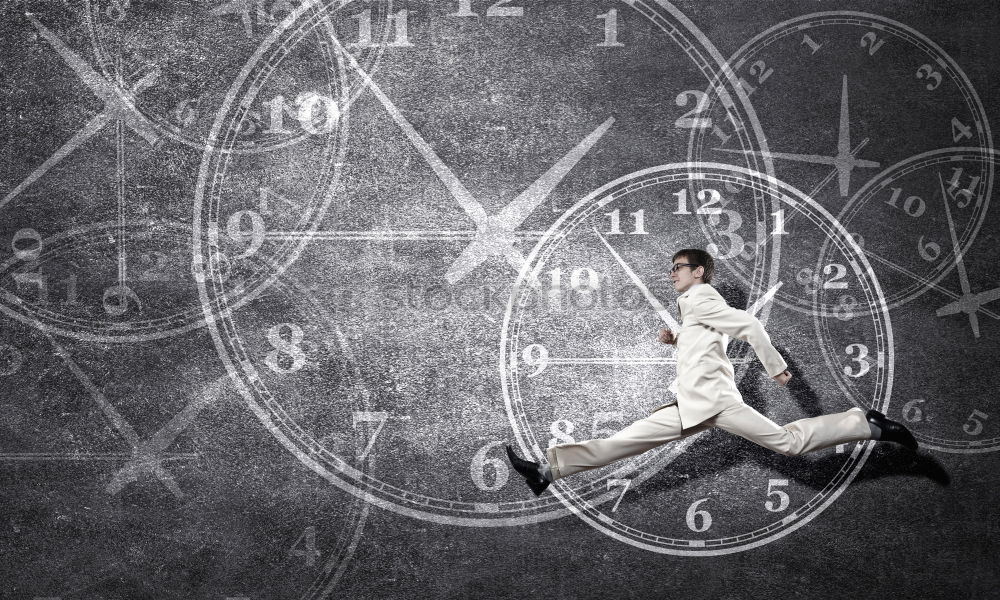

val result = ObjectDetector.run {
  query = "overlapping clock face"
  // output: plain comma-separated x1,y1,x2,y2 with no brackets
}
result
502,164,892,554
0,1,392,342
827,150,1000,452
0,310,370,599
689,11,993,310
193,0,773,524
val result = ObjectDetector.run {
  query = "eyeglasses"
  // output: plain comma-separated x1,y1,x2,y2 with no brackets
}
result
670,263,698,273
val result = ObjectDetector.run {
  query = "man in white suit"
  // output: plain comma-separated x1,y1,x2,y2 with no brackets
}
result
507,248,917,496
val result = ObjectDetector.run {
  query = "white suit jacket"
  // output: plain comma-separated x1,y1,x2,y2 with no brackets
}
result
652,283,788,429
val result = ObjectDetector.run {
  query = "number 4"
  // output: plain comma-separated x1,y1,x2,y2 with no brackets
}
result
951,117,973,142
288,526,321,566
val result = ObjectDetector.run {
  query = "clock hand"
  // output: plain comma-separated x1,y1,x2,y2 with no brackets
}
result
936,286,1000,316
837,75,852,160
715,75,878,198
836,73,853,196
721,281,783,350
107,376,229,499
495,117,615,229
937,171,980,336
445,118,615,283
328,35,489,228
26,14,160,145
4,15,161,209
714,147,880,169
592,224,680,330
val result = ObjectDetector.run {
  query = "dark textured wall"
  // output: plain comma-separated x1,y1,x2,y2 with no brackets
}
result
0,0,997,598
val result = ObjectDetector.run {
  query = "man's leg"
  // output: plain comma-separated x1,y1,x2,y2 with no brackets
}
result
708,403,873,456
545,404,714,480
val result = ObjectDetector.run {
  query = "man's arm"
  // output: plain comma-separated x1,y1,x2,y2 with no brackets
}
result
690,295,788,378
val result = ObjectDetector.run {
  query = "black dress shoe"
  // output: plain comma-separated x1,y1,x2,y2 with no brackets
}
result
867,409,919,451
506,444,550,496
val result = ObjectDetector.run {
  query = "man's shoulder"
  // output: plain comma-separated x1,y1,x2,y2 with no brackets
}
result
686,283,723,301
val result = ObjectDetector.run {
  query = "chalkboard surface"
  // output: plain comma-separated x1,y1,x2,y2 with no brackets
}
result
0,0,997,598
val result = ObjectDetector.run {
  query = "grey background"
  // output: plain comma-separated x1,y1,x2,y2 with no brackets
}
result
1,0,998,598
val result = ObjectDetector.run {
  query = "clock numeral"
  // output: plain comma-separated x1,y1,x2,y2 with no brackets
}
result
822,263,848,289
12,228,42,262
596,9,624,47
103,283,142,317
265,322,309,374
770,209,788,235
763,478,790,512
859,31,885,55
548,418,575,447
915,64,942,90
14,273,47,304
843,342,871,378
946,167,981,208
884,187,926,217
451,0,523,18
917,235,941,262
227,210,266,259
672,188,723,215
349,8,414,48
705,209,746,261
685,497,713,532
963,409,989,436
471,441,510,491
801,33,823,54
950,117,973,143
288,526,321,567
832,294,859,322
522,343,549,377
353,410,389,461
608,478,632,512
547,266,601,294
737,60,774,96
902,398,927,422
604,208,647,235
674,90,711,129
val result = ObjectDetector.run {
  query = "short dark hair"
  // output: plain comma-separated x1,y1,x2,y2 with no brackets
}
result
671,248,714,283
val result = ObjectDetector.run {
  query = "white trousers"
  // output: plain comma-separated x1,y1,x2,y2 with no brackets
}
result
545,402,872,481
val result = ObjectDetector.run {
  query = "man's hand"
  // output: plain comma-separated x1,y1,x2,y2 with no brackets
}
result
658,328,677,345
772,369,792,386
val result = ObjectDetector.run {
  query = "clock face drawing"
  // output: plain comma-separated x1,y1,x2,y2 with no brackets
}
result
82,0,390,152
0,310,371,599
688,10,993,310
501,163,892,554
193,0,775,525
0,1,382,342
826,149,1000,452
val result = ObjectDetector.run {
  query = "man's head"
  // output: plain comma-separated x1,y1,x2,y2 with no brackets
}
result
670,248,714,293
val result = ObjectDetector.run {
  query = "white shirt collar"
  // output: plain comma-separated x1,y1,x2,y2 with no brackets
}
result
679,282,708,299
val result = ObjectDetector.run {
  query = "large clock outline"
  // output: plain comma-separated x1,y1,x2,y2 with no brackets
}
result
501,162,893,555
